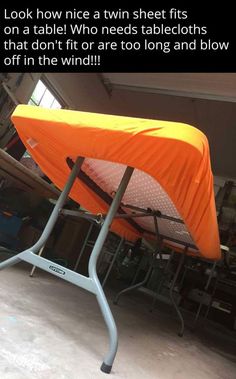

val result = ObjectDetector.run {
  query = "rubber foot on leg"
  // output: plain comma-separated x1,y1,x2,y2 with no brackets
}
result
101,362,112,374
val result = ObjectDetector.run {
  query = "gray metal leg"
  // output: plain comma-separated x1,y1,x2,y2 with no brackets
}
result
203,274,218,321
74,223,93,272
193,261,217,327
20,250,96,293
88,166,134,373
0,156,84,273
150,250,174,312
113,263,153,305
30,245,45,277
169,253,185,337
0,254,22,270
130,253,145,285
30,157,85,253
102,237,124,288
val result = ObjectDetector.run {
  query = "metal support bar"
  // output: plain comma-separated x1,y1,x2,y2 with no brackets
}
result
202,273,219,322
21,250,96,293
153,215,159,237
121,202,184,224
130,253,145,286
61,208,184,223
62,208,157,220
60,209,102,223
143,230,197,251
102,237,124,288
169,252,186,337
121,203,150,213
159,235,197,250
29,245,45,277
73,223,94,272
193,261,217,327
205,261,217,289
153,215,163,259
150,250,174,312
148,215,164,313
178,257,188,289
114,212,155,219
31,157,85,253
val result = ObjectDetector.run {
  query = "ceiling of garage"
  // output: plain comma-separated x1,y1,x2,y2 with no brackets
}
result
102,73,236,103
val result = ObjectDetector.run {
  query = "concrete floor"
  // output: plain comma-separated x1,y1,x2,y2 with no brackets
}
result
0,264,236,379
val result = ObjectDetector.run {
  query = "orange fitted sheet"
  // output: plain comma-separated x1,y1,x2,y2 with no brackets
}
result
11,105,221,260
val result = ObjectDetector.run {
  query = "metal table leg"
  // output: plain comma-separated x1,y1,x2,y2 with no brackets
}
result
193,261,217,328
169,253,185,337
130,253,145,285
29,245,45,277
113,216,162,307
102,237,124,288
73,222,93,272
113,254,154,305
150,250,174,312
88,166,134,373
203,273,219,322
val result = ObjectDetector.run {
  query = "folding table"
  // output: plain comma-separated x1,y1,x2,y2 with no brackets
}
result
0,105,221,373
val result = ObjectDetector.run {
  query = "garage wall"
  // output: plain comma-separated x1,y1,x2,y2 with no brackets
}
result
2,73,41,104
45,73,117,113
0,73,41,149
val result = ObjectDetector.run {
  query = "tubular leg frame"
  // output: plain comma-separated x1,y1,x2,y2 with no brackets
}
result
74,222,94,272
202,274,219,322
130,253,145,285
193,261,217,328
0,157,134,374
102,237,124,288
169,253,185,337
29,245,45,277
150,250,174,312
113,215,161,306
113,259,153,305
